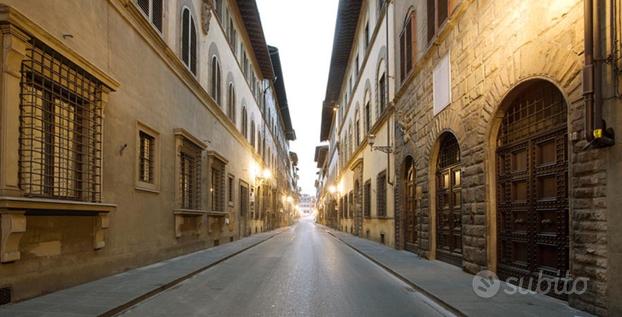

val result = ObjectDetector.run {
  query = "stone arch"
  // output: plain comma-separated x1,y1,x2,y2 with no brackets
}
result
484,77,572,273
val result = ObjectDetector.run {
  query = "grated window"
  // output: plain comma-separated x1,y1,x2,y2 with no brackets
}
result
0,287,11,305
180,138,202,209
19,39,102,202
139,131,155,183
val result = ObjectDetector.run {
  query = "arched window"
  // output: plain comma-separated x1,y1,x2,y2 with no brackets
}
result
377,60,387,116
241,107,248,139
364,90,372,133
210,57,222,105
181,7,197,74
227,83,236,122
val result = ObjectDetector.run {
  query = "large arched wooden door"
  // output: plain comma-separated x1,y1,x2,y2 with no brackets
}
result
403,157,417,251
496,80,569,286
436,133,462,266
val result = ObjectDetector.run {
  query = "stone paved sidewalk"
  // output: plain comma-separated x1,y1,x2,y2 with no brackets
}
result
324,226,593,317
0,228,289,317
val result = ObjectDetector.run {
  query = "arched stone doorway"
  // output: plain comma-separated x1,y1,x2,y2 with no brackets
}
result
402,156,417,252
496,79,569,283
436,132,462,266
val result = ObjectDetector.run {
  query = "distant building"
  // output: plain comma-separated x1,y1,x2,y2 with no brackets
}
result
299,194,316,215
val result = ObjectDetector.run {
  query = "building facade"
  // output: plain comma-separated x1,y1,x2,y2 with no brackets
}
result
390,0,621,315
0,0,297,303
316,0,397,247
316,0,621,315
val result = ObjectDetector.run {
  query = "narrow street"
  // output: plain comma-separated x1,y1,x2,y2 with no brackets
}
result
119,218,452,317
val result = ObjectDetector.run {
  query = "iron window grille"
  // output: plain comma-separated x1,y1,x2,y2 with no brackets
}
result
499,82,567,146
19,39,103,202
364,180,372,217
210,159,226,211
376,171,387,217
179,138,202,210
139,131,155,183
438,134,460,168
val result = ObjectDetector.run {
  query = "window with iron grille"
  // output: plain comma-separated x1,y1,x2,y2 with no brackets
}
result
239,182,249,216
364,180,371,217
136,0,163,31
139,131,155,183
181,7,197,75
179,138,202,209
19,39,103,202
211,158,226,211
376,171,387,217
349,191,354,218
228,174,234,203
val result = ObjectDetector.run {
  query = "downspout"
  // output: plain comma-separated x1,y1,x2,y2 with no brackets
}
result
385,0,394,187
584,0,615,148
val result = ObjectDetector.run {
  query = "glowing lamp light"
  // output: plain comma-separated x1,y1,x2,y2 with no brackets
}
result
328,185,337,194
262,169,272,180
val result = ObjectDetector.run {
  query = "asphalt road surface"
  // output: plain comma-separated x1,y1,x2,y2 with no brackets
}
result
120,217,454,317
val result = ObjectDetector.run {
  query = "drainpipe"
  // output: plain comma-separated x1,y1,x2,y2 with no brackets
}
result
385,0,394,187
584,0,615,148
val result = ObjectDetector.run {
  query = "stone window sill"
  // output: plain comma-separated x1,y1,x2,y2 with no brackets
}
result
0,196,116,263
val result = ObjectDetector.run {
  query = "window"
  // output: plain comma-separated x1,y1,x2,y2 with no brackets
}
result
181,8,197,74
355,109,361,145
19,39,103,202
400,11,416,82
239,182,249,216
378,73,387,114
365,100,371,132
210,158,226,211
427,0,449,43
137,0,163,31
210,57,222,105
349,191,354,218
214,0,222,20
364,180,371,217
250,120,256,149
139,132,155,183
376,171,387,217
227,83,236,122
227,17,237,50
179,138,202,210
355,54,360,79
364,21,370,49
228,174,234,204
241,107,248,139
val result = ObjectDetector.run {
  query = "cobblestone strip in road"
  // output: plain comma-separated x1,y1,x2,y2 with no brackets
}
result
0,228,290,317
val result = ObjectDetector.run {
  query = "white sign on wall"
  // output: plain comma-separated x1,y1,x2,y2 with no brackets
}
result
433,52,451,115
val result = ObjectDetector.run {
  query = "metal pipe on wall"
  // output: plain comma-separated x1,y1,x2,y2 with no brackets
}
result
584,0,615,147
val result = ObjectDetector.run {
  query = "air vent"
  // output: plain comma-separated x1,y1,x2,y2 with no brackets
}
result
0,287,11,305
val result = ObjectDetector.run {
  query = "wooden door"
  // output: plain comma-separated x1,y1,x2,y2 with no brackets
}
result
436,134,462,266
496,80,569,293
404,160,417,251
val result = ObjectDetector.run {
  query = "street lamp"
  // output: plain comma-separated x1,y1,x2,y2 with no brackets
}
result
368,133,393,153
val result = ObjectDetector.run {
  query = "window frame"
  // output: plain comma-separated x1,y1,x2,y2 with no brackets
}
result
227,82,236,123
208,151,228,213
210,56,222,105
135,121,161,193
227,173,235,207
400,10,417,83
136,0,164,32
364,180,372,218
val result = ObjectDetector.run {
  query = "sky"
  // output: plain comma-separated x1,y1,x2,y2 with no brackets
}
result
256,0,339,196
